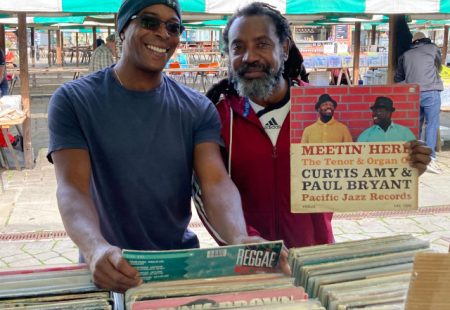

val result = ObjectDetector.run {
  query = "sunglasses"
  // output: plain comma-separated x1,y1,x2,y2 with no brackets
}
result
130,15,185,36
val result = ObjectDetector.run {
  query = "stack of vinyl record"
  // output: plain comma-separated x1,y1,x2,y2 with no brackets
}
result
125,273,323,310
0,264,113,309
121,240,325,309
288,234,431,310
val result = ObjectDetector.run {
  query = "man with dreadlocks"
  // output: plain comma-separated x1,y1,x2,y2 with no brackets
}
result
200,2,333,249
200,2,432,249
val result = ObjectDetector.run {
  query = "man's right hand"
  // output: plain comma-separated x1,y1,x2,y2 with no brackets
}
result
87,245,142,293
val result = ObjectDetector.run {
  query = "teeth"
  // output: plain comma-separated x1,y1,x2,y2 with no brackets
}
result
145,44,167,53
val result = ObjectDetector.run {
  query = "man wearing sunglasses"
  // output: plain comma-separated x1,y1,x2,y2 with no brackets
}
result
48,0,258,293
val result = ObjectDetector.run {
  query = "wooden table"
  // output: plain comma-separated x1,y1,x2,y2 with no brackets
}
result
9,67,89,92
0,116,26,171
437,106,450,152
32,67,88,81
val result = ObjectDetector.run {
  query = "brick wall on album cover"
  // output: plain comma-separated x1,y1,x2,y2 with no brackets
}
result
290,84,420,144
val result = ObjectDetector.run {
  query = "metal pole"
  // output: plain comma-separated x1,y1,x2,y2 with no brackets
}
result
60,30,64,66
353,22,361,85
30,27,35,67
47,30,52,66
371,25,376,46
76,32,79,67
388,16,399,84
443,26,449,66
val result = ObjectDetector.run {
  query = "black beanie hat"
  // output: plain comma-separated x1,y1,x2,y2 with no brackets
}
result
315,94,337,110
117,0,182,35
370,96,396,112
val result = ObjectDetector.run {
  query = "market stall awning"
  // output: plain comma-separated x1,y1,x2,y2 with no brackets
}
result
0,0,201,14
0,14,118,28
2,0,450,15
0,0,121,14
179,0,450,14
184,19,227,28
286,0,450,14
184,0,450,15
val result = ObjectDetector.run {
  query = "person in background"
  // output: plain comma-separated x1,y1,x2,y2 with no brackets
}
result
0,48,15,156
301,94,353,143
357,96,416,142
48,0,261,293
394,31,443,173
96,38,105,48
175,48,188,66
201,2,432,250
4,50,15,66
89,34,116,72
0,48,8,97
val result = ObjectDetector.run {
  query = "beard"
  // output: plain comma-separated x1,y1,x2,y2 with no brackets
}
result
230,61,284,100
320,114,333,123
319,108,334,123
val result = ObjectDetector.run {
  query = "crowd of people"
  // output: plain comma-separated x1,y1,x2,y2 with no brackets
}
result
46,0,433,293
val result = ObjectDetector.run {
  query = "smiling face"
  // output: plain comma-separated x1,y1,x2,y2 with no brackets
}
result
372,107,392,127
227,15,288,100
121,4,180,74
318,101,336,122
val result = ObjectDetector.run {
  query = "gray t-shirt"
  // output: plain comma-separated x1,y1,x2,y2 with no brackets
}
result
48,67,221,251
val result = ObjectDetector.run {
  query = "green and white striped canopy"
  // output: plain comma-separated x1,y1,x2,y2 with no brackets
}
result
1,0,450,14
182,0,450,15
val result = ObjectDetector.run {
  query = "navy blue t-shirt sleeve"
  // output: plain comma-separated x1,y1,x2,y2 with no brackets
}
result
194,98,223,146
47,85,88,163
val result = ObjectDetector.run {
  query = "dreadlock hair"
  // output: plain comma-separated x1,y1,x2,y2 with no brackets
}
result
285,42,309,83
206,2,306,104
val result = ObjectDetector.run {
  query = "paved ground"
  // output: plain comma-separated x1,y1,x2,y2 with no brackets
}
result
0,92,449,268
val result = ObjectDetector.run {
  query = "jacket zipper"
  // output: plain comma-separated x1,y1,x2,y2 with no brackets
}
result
272,145,279,241
234,102,281,242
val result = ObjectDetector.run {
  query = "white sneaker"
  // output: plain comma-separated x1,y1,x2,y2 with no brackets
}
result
426,159,442,174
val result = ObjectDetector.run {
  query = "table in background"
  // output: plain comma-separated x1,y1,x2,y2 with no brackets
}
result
0,116,26,171
8,67,89,93
164,66,227,92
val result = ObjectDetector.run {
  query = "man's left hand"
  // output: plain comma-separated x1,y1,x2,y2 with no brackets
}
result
278,247,292,276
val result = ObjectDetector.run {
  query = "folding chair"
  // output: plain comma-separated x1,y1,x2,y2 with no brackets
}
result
193,63,210,92
167,62,187,84
207,61,220,83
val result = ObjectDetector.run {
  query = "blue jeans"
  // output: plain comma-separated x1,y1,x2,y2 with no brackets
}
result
420,90,441,158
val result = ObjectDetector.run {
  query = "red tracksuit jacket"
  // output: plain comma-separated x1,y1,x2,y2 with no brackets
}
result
197,94,334,248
